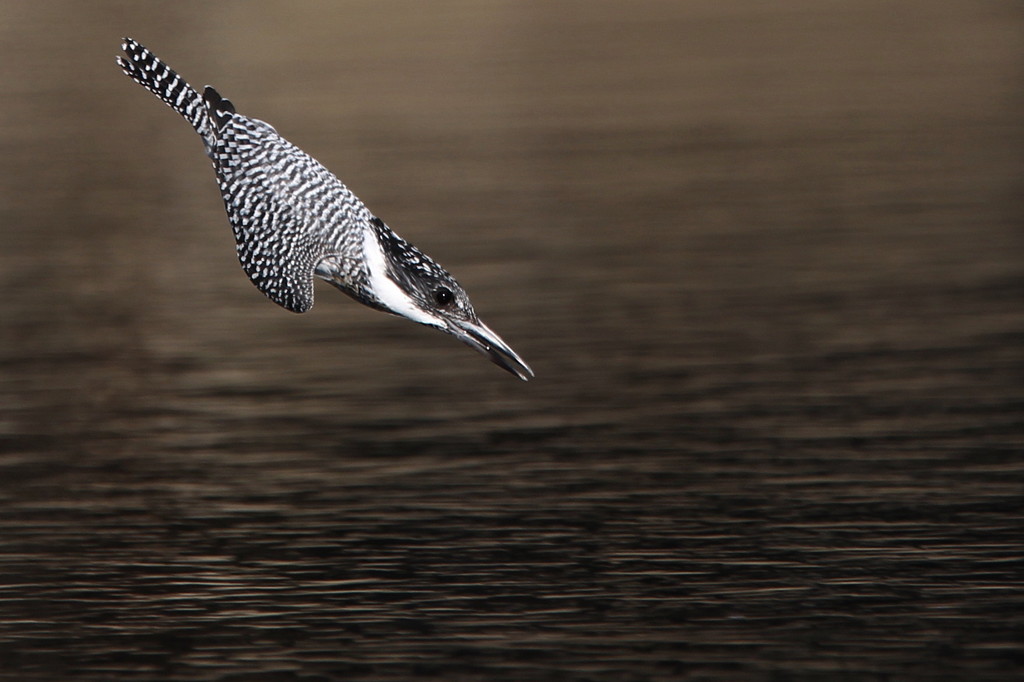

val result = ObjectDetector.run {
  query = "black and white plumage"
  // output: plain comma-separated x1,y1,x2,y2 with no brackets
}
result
117,38,532,380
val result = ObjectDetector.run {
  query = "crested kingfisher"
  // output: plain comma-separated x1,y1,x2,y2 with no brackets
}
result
117,38,533,380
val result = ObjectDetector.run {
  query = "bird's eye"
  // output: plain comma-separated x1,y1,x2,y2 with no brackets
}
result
434,287,454,306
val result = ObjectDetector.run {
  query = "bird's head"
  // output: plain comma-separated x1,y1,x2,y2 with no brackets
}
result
358,218,533,381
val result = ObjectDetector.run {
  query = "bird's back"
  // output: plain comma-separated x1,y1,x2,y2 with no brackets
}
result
119,38,369,313
205,88,371,313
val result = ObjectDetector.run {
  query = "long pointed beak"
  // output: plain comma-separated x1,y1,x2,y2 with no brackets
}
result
449,318,534,381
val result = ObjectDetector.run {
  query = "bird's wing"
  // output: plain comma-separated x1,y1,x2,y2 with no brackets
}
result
207,101,364,313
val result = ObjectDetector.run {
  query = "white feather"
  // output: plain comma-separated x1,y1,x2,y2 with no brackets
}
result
362,229,440,327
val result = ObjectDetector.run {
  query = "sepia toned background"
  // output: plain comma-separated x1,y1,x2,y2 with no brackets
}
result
0,1,1022,680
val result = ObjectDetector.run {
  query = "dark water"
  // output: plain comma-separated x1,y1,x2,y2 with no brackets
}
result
1,2,1023,680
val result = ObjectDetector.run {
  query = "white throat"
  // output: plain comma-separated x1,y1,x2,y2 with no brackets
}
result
362,229,440,327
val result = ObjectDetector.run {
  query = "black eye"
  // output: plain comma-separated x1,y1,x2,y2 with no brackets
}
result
434,287,454,306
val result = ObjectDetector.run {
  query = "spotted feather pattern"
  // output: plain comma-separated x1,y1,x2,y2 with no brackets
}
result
117,38,215,148
118,38,371,313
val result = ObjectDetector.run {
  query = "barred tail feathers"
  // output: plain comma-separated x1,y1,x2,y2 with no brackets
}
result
202,85,237,133
117,38,216,146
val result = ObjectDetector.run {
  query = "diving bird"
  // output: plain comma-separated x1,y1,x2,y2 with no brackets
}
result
116,38,532,380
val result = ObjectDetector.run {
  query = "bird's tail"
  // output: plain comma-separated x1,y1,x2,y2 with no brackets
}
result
117,38,220,148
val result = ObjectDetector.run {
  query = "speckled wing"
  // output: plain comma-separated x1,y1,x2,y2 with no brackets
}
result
204,87,365,313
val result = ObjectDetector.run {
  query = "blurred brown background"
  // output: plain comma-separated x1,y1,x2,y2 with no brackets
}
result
0,2,1022,681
